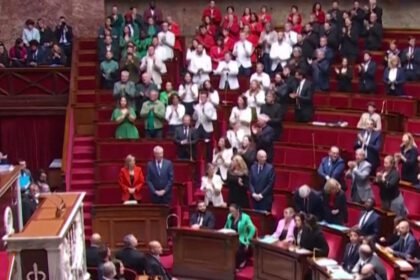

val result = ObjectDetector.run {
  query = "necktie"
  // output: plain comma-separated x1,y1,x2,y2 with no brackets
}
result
348,244,354,256
157,161,161,175
304,198,308,212
360,212,368,227
258,165,262,174
184,127,188,137
297,81,303,96
198,214,203,226
400,237,406,252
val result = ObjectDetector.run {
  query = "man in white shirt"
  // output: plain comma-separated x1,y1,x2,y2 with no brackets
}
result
193,91,217,142
283,22,298,47
22,19,40,47
188,44,212,85
213,52,239,90
270,32,293,73
140,45,167,89
233,31,254,76
250,63,271,90
156,21,175,61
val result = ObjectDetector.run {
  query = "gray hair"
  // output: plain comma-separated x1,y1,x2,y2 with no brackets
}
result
103,261,117,278
298,184,311,198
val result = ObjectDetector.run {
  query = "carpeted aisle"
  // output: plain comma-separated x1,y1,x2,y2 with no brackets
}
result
0,251,9,280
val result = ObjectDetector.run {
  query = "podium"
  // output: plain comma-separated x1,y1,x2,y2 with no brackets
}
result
253,239,312,280
171,227,239,280
5,192,87,280
92,204,170,251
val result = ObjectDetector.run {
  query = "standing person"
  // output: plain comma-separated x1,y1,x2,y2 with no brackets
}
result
238,136,256,169
357,198,380,240
357,102,382,131
290,70,314,123
22,19,40,46
322,179,348,225
358,52,377,94
178,72,199,116
233,31,254,76
317,146,346,189
165,94,185,136
251,114,275,163
212,137,233,182
111,97,139,140
354,119,382,173
200,164,225,207
401,36,420,81
346,149,373,203
383,55,406,96
223,204,256,269
293,185,324,221
140,89,165,139
193,91,217,143
249,150,275,212
270,207,296,242
226,155,250,209
335,57,353,92
139,45,167,90
229,96,252,136
260,91,283,140
146,146,174,204
213,52,240,90
395,133,419,184
174,115,197,160
113,70,136,110
118,155,144,203
376,155,407,217
188,44,212,85
55,16,73,63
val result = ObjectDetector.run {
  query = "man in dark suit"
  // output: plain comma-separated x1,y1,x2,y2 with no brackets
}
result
145,241,173,280
350,1,366,35
342,228,361,272
352,244,387,280
249,150,275,212
301,23,319,60
359,52,377,94
190,200,216,229
357,198,380,240
21,184,39,225
143,1,163,25
115,234,146,274
260,91,283,140
293,184,323,221
354,118,382,173
363,13,383,51
387,220,418,259
317,146,346,189
251,114,275,163
401,36,420,81
174,114,198,160
366,0,383,24
321,22,339,51
55,16,73,62
290,69,314,122
146,146,174,204
27,40,47,66
86,233,102,267
311,48,330,92
98,35,120,62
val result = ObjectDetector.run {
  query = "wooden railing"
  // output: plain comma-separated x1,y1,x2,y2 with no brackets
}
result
0,67,70,96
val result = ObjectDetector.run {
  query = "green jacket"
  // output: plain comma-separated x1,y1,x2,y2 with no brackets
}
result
140,100,165,129
224,213,256,246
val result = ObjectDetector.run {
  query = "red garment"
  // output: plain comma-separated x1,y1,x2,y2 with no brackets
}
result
241,15,251,26
222,16,240,40
287,13,302,24
196,33,216,51
292,24,303,34
249,22,263,36
258,13,272,24
119,166,145,201
202,7,222,25
313,10,326,24
223,36,235,52
328,192,337,208
206,24,218,37
209,46,226,69
9,46,27,61
169,22,182,52
246,35,258,63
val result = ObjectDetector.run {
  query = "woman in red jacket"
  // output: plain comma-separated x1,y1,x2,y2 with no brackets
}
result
222,6,240,40
119,154,145,203
258,5,272,25
210,37,226,69
241,7,252,27
312,2,326,24
287,5,302,24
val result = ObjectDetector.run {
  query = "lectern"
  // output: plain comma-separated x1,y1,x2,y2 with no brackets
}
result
5,192,88,280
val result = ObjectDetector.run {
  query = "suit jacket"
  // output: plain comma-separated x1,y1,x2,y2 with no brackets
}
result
390,233,418,259
224,212,256,246
249,162,275,210
294,79,314,122
174,125,198,160
22,194,38,225
293,191,324,221
323,190,348,225
301,31,319,59
347,160,373,202
193,101,217,133
294,226,329,257
377,167,400,202
26,48,47,65
143,8,163,24
86,245,101,267
146,159,174,203
260,103,283,139
352,255,387,280
340,25,359,59
312,58,330,91
113,81,136,109
119,166,145,201
383,67,405,96
323,28,339,50
98,43,120,61
189,210,216,229
115,247,147,274
317,156,345,186
358,210,380,239
342,243,360,272
253,125,275,162
55,24,73,45
364,22,383,51
401,146,419,184
354,130,382,171
360,60,377,93
401,47,420,75
145,254,171,280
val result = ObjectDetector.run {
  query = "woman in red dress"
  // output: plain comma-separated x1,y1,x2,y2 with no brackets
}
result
287,5,302,24
210,37,226,69
203,15,218,38
249,13,263,38
258,5,272,25
312,2,326,24
291,14,303,34
221,6,240,40
241,7,252,27
222,28,235,52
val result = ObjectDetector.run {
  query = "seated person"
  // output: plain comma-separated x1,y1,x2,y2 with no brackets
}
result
358,52,377,94
112,259,126,280
145,241,175,280
22,19,40,47
21,184,40,225
0,152,8,164
213,52,240,90
100,51,119,89
383,55,405,96
323,178,348,225
342,228,361,272
357,102,382,131
379,216,404,246
201,163,225,207
26,40,47,66
292,213,329,257
293,184,323,221
335,57,353,92
97,246,112,280
9,38,27,67
224,203,256,269
346,149,374,203
190,200,216,229
118,155,144,203
354,263,383,280
86,233,102,267
35,169,50,193
356,198,380,240
395,132,419,184
116,234,146,274
354,119,382,173
111,97,139,139
174,114,197,160
386,220,418,260
270,207,296,242
47,43,66,66
140,89,165,139
317,146,345,188
0,42,9,68
113,70,136,110
352,244,387,280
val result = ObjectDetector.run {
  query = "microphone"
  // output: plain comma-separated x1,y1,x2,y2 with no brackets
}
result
188,127,193,162
312,247,321,261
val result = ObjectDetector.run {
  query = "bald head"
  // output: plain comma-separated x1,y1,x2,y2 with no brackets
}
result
257,150,267,164
399,220,410,236
298,185,311,198
103,261,117,278
123,234,138,248
329,146,340,161
91,233,102,246
359,244,373,260
149,240,163,256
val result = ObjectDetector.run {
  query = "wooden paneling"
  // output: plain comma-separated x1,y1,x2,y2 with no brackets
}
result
74,105,95,136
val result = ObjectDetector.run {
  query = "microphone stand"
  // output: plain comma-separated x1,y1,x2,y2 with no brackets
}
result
223,70,229,105
189,127,193,162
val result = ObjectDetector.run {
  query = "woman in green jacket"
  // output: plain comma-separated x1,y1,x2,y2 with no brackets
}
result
111,96,139,139
224,203,256,269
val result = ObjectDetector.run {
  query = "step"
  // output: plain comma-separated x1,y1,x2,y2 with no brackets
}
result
71,169,94,181
76,92,96,104
79,51,97,62
72,159,94,169
74,136,95,144
74,145,95,153
78,63,97,76
77,76,97,91
70,179,94,191
73,151,95,160
79,40,97,51
235,265,253,280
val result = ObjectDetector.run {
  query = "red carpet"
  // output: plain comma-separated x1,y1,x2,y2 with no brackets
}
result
0,251,10,280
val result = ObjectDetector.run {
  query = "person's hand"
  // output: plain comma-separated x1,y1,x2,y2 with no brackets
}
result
191,224,200,230
379,237,386,243
335,67,339,74
251,124,259,135
331,209,339,215
252,193,259,200
357,64,362,72
180,139,187,145
214,189,221,196
258,194,263,200
238,177,244,186
128,188,135,194
385,247,394,254
155,190,165,196
347,161,356,169
289,93,297,99
394,152,402,160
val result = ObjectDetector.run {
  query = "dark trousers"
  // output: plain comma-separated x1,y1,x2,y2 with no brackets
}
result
236,244,248,268
168,124,182,138
183,102,195,116
101,77,115,89
196,125,212,162
151,193,171,204
145,129,163,139
252,198,273,212
239,66,252,76
260,53,271,75
405,69,418,81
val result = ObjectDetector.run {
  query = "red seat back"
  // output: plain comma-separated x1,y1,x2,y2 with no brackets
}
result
322,228,347,262
401,187,420,220
272,192,291,220
346,205,361,227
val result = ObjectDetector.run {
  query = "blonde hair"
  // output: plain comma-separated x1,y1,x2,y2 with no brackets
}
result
230,155,248,175
388,54,400,68
324,178,341,194
125,154,135,167
402,132,417,152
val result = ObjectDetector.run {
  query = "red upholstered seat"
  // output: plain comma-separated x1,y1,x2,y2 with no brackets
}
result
381,257,395,280
346,205,362,228
274,167,316,191
406,118,420,133
160,254,174,273
123,268,137,280
272,192,292,220
235,265,253,280
0,252,10,280
274,145,327,168
96,141,177,161
411,223,420,240
322,228,347,262
401,186,420,220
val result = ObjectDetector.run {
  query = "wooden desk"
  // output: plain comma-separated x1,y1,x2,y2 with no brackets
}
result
310,258,353,280
171,227,239,280
92,204,170,251
253,239,312,280
375,244,414,280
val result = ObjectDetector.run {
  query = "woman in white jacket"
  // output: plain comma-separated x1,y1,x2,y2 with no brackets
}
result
201,163,226,207
214,52,240,90
243,80,265,115
212,137,233,181
165,94,186,136
229,95,252,135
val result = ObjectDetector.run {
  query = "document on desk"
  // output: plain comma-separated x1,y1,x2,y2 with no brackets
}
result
315,258,337,267
258,236,277,244
295,248,311,254
218,229,236,234
328,267,353,280
318,221,349,232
